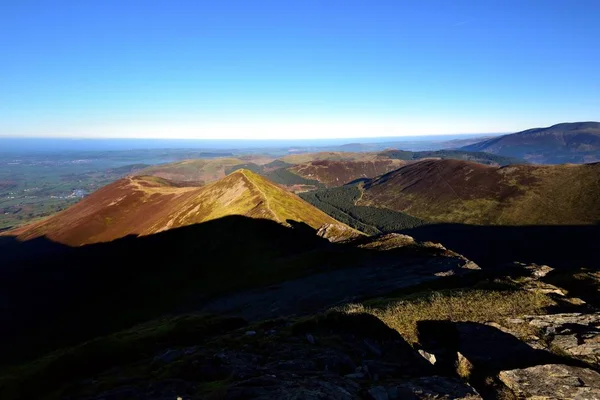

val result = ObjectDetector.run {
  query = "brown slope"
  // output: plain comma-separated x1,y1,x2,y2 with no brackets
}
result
8,170,356,246
289,159,407,187
279,151,382,164
359,159,600,225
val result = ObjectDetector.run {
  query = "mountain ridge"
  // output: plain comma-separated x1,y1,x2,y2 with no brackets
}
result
6,169,357,246
461,121,600,164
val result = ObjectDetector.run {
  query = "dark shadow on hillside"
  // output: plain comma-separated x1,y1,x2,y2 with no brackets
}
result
0,216,332,367
0,215,463,369
286,219,316,235
293,311,433,377
402,223,600,269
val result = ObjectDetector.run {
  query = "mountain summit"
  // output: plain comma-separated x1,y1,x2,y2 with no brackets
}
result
8,169,355,246
461,122,600,164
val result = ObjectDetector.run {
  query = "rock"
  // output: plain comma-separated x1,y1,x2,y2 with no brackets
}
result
525,264,554,278
499,364,600,399
306,333,315,344
434,270,456,277
245,330,257,336
461,261,480,270
368,385,389,400
391,376,482,399
522,313,600,365
523,281,566,296
316,223,358,242
423,241,446,250
417,321,560,375
418,349,437,365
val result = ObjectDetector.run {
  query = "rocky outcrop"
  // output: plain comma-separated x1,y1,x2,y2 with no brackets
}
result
316,223,361,242
499,364,600,400
516,313,600,366
76,312,482,400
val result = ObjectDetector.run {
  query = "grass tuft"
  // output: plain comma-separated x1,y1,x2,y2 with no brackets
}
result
338,288,555,344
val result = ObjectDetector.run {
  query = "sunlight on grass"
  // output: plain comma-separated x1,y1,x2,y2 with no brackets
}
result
338,289,555,344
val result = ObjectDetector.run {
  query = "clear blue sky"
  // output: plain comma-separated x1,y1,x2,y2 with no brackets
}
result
1,1,598,139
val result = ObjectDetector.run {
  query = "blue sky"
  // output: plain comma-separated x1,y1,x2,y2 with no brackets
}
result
1,1,598,139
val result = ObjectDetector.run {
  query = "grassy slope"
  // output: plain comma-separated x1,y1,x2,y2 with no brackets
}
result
279,151,381,164
289,159,407,187
359,159,600,225
6,170,354,246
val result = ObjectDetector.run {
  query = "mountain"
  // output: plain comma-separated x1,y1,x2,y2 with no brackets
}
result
135,157,249,185
3,171,600,400
278,151,380,164
357,159,600,225
377,149,523,166
288,159,407,188
7,169,355,246
461,122,600,164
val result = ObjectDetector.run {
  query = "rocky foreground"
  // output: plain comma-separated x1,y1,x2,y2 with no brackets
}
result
3,258,599,400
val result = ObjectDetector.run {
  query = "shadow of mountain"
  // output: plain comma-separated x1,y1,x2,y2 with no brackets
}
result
0,215,461,369
0,216,334,367
402,223,600,269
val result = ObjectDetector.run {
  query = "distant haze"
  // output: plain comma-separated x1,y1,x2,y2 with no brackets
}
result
0,134,499,153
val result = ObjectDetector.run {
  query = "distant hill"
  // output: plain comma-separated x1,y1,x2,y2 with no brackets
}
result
461,122,600,164
289,159,407,188
136,158,248,184
7,170,355,246
358,159,600,225
133,150,523,196
378,149,522,166
279,151,380,164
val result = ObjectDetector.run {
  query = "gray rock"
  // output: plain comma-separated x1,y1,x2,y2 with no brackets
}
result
499,364,600,400
418,349,437,365
462,261,480,270
525,263,554,278
522,313,600,365
245,330,257,336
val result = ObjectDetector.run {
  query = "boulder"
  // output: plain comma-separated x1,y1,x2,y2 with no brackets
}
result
522,313,600,366
499,364,600,400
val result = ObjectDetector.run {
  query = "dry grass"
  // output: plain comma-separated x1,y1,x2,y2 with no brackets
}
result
339,289,555,344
